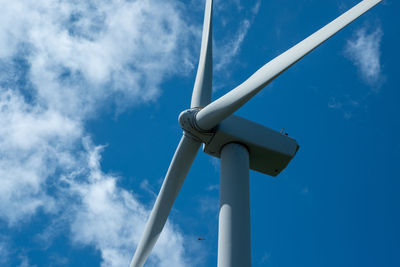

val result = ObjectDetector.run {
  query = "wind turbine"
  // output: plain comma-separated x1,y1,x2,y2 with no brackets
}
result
130,0,383,266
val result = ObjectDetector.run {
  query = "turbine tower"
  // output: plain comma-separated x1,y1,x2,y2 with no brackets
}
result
130,0,382,266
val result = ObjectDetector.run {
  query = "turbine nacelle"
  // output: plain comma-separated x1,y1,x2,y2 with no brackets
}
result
203,115,299,176
179,108,299,176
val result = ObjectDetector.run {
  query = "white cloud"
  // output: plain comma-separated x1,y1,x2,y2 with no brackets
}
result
0,0,197,266
0,89,80,225
0,0,194,117
345,26,383,85
328,26,384,118
65,141,187,267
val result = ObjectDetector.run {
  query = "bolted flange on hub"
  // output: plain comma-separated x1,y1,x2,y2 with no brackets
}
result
178,108,215,144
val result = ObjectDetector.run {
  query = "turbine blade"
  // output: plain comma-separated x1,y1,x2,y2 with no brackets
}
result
130,134,201,267
195,0,382,130
191,0,213,108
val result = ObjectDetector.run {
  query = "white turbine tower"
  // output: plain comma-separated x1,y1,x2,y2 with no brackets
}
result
130,0,383,266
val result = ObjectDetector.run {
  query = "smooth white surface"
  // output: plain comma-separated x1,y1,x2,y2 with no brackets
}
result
218,143,251,267
191,0,213,108
203,115,299,176
196,0,382,130
130,135,201,267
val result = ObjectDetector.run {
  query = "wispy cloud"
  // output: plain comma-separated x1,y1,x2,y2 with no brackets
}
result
209,157,220,172
17,255,36,267
329,25,384,118
0,240,8,266
198,196,219,216
301,187,310,196
215,0,261,72
140,179,158,199
206,184,219,192
259,252,271,265
215,19,251,71
328,96,360,119
345,26,383,86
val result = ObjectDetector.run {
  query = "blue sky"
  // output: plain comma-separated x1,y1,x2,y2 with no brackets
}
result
0,0,398,266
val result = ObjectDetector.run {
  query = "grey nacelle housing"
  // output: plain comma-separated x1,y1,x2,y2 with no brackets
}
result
203,115,299,176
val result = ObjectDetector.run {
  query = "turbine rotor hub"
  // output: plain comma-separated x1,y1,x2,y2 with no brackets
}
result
178,108,215,143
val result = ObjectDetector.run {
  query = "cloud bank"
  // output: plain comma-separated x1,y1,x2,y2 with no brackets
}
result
0,0,195,266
